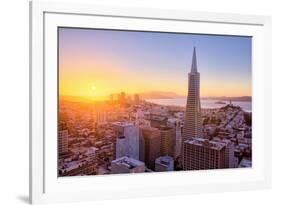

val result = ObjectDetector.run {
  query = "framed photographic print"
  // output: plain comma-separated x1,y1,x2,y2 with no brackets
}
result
30,1,272,204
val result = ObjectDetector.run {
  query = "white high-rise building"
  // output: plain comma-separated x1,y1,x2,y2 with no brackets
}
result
182,47,203,143
116,136,127,159
113,122,139,160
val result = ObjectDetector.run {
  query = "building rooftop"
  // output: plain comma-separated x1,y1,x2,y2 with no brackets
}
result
112,156,144,169
157,126,173,131
239,158,252,168
184,138,226,150
140,126,158,131
155,156,174,167
112,122,135,127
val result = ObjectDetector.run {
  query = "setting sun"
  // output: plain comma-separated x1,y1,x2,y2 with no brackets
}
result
91,86,97,91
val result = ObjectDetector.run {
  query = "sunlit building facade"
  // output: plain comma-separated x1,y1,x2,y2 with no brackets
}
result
158,126,175,157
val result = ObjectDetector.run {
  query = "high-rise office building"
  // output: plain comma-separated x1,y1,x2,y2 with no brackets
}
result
223,139,238,168
213,138,238,168
174,120,182,158
139,127,161,170
59,130,68,155
95,111,107,124
182,47,203,143
182,138,227,170
113,122,139,160
158,126,175,157
58,122,68,155
111,156,146,174
116,136,127,159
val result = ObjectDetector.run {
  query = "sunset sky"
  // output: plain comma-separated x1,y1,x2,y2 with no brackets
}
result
58,27,252,100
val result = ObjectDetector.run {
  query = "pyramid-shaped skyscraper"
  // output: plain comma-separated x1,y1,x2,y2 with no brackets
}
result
182,47,203,144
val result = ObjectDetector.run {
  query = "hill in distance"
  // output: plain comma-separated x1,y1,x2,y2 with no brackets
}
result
201,96,252,102
138,91,184,99
137,91,251,102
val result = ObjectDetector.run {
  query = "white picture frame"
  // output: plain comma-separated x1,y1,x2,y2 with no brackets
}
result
30,1,272,204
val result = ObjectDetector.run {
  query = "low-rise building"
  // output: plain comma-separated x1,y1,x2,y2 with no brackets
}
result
155,156,174,172
238,158,252,168
111,156,145,174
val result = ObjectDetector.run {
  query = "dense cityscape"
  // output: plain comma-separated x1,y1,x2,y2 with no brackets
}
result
58,47,252,176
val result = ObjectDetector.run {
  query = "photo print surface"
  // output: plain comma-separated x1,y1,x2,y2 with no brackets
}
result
58,27,252,177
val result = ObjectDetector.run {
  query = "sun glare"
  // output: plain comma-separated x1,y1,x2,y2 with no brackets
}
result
91,86,97,91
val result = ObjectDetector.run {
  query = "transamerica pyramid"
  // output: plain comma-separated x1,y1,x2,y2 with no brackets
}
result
182,47,203,144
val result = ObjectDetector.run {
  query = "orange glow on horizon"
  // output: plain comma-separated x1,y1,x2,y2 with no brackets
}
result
59,52,251,99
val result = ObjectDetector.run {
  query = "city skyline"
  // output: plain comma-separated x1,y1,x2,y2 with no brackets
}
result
58,28,252,176
59,28,252,100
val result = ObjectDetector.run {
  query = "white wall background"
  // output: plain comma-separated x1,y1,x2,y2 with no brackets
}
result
0,0,279,204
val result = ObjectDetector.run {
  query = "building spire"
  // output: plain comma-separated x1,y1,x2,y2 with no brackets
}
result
191,47,197,73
